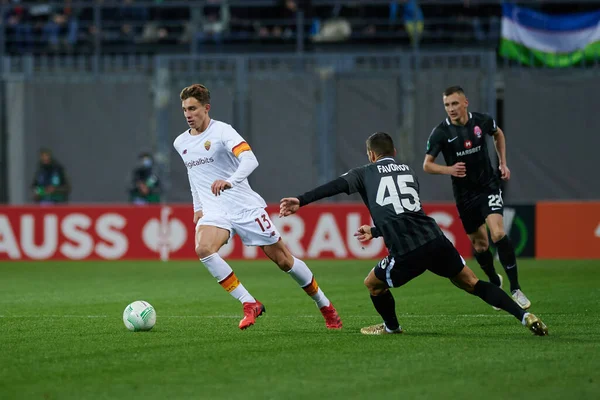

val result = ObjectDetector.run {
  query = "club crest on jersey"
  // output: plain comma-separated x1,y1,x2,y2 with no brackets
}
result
204,141,211,151
474,126,482,138
465,140,473,149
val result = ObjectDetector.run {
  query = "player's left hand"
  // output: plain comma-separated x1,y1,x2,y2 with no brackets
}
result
499,164,511,181
279,197,300,217
354,225,373,242
211,180,232,196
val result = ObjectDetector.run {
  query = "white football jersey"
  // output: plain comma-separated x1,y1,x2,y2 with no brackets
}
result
173,119,267,215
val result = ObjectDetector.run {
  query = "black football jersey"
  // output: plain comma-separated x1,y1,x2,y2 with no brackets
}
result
341,157,444,257
426,112,500,201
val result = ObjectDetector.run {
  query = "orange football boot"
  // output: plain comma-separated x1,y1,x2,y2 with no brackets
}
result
239,301,265,330
319,303,342,329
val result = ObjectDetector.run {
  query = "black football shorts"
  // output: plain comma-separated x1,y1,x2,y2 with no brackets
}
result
373,236,465,288
457,186,504,234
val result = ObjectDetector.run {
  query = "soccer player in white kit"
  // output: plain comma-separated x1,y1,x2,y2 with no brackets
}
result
173,84,342,330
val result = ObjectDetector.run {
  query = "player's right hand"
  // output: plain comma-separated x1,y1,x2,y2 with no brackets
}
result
193,210,203,224
279,197,300,217
448,162,466,178
354,225,373,242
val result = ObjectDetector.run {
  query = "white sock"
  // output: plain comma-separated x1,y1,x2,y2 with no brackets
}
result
521,312,530,326
229,283,256,304
201,253,255,303
287,257,330,308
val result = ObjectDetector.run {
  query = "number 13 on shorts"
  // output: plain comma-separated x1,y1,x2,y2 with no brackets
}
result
254,213,272,232
233,209,280,247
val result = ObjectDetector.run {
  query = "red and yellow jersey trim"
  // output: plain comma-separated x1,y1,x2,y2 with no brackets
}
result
232,141,251,157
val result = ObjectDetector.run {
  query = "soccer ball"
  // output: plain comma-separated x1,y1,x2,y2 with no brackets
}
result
123,300,156,332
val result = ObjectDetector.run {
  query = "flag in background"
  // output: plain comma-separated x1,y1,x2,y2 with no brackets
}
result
500,2,600,67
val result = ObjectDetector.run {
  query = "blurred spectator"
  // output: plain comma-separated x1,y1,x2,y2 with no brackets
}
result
400,0,424,47
42,0,80,52
311,17,351,43
129,152,161,205
251,0,311,41
4,1,34,53
313,1,384,42
186,0,230,50
273,0,301,39
140,0,188,45
32,148,70,204
311,1,351,43
118,0,148,46
461,0,500,43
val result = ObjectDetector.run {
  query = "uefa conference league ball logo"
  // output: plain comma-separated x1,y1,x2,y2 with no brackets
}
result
142,207,187,261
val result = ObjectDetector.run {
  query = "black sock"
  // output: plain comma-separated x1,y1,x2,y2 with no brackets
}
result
370,290,400,331
473,280,525,321
494,235,520,292
474,249,501,286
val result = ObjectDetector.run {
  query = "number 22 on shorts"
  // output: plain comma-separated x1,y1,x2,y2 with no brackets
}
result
488,191,503,210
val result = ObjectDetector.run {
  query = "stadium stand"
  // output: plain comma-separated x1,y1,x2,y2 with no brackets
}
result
2,1,599,55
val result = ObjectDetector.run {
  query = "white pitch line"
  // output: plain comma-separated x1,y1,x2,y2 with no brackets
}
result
0,314,520,319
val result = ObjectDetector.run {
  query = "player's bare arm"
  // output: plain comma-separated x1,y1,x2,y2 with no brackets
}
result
423,154,467,178
493,127,511,180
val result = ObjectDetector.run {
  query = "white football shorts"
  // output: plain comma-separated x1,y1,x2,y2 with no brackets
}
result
196,208,280,246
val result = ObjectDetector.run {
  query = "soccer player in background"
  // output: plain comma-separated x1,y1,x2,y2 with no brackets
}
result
280,132,547,336
423,86,531,310
173,84,342,330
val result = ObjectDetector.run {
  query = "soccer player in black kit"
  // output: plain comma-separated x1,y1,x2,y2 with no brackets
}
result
423,86,531,310
280,132,547,336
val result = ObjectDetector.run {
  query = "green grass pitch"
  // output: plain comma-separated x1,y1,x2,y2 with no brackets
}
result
1,259,599,400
